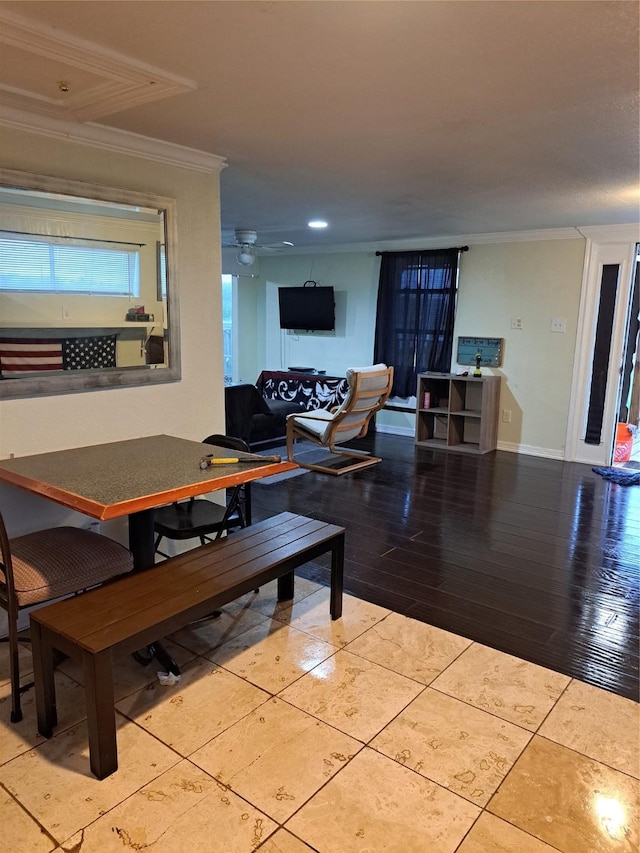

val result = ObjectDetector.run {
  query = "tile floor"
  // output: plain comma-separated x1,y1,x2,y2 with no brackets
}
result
0,577,638,853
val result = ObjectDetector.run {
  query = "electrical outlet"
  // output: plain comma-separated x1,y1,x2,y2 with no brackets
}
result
550,317,566,333
502,409,512,423
62,305,71,320
510,317,523,330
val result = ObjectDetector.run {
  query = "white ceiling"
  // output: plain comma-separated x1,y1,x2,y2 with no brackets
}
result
1,0,638,250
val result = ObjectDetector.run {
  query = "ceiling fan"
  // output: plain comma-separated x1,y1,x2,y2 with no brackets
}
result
223,229,294,266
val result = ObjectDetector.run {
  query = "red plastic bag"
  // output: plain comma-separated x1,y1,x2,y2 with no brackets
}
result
614,423,634,463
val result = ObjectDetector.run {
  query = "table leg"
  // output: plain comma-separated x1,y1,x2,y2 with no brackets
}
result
128,508,156,571
128,508,181,677
83,649,118,779
147,641,181,676
31,620,57,737
277,571,295,601
330,533,344,620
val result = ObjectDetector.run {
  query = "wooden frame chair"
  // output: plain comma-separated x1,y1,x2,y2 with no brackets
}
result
286,364,393,475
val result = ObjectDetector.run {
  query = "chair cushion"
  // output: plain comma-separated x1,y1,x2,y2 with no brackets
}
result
291,364,390,445
154,499,234,540
265,399,305,418
288,408,335,442
345,363,390,391
249,400,306,445
8,527,133,607
328,364,391,420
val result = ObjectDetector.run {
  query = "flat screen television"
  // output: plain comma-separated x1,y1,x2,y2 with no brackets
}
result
278,285,335,331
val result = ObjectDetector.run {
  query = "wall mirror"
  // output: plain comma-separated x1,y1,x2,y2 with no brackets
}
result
0,168,181,399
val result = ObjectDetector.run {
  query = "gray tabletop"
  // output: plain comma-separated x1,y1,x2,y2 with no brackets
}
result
0,435,294,519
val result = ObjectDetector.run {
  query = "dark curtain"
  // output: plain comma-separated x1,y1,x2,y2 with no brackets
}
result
585,264,619,444
374,248,459,398
618,259,639,423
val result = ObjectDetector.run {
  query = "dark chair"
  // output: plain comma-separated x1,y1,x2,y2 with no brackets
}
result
0,511,133,723
153,434,252,558
224,383,305,450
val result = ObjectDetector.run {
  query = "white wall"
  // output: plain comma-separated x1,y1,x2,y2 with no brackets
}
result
253,253,380,379
242,237,586,457
455,239,586,456
235,273,263,384
0,125,225,536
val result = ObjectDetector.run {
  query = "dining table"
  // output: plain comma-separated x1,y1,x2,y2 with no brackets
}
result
0,434,296,566
0,434,297,672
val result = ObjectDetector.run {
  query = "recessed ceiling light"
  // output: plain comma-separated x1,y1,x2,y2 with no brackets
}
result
308,220,328,229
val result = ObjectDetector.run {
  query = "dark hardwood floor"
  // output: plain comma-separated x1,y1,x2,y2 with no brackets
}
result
251,432,640,702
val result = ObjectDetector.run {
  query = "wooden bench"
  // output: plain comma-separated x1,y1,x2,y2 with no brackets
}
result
30,512,344,780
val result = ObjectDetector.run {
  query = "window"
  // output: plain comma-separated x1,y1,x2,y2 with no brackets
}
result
156,241,167,300
0,234,140,296
222,274,234,384
374,248,461,398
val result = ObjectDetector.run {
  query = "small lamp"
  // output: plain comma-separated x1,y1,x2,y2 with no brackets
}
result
237,246,255,266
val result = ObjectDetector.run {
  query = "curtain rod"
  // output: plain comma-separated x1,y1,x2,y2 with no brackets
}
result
0,229,145,247
376,246,469,256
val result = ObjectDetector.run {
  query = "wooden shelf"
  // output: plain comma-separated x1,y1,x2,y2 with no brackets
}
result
418,405,448,415
0,322,160,330
415,373,500,454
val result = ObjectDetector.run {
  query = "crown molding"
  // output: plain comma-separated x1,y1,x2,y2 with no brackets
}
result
0,9,196,122
576,224,640,243
278,224,639,256
0,105,226,174
0,88,65,121
278,227,585,255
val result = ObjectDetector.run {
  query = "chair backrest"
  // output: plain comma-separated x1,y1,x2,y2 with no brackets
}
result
224,385,271,442
201,434,252,525
0,510,16,611
327,364,393,444
202,434,251,454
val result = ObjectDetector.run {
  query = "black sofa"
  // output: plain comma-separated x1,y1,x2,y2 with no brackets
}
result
224,383,305,450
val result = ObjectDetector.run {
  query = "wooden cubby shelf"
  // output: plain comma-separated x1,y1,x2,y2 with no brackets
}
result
415,372,500,454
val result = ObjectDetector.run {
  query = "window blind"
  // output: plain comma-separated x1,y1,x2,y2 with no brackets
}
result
0,235,140,296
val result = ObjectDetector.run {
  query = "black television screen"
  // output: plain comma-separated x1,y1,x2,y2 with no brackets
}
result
278,286,335,331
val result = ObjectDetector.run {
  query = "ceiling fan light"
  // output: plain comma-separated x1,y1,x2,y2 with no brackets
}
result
237,247,255,266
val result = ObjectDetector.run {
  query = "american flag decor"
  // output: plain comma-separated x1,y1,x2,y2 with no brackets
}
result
0,338,63,377
62,334,117,370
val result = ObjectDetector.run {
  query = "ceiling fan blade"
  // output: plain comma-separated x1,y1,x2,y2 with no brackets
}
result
222,231,294,250
257,241,294,250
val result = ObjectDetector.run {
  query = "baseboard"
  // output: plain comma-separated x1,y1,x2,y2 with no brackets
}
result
497,440,565,460
374,428,566,459
375,424,416,437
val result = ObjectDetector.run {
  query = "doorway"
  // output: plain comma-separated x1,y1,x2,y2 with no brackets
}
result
222,273,238,385
565,226,639,465
615,252,640,466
